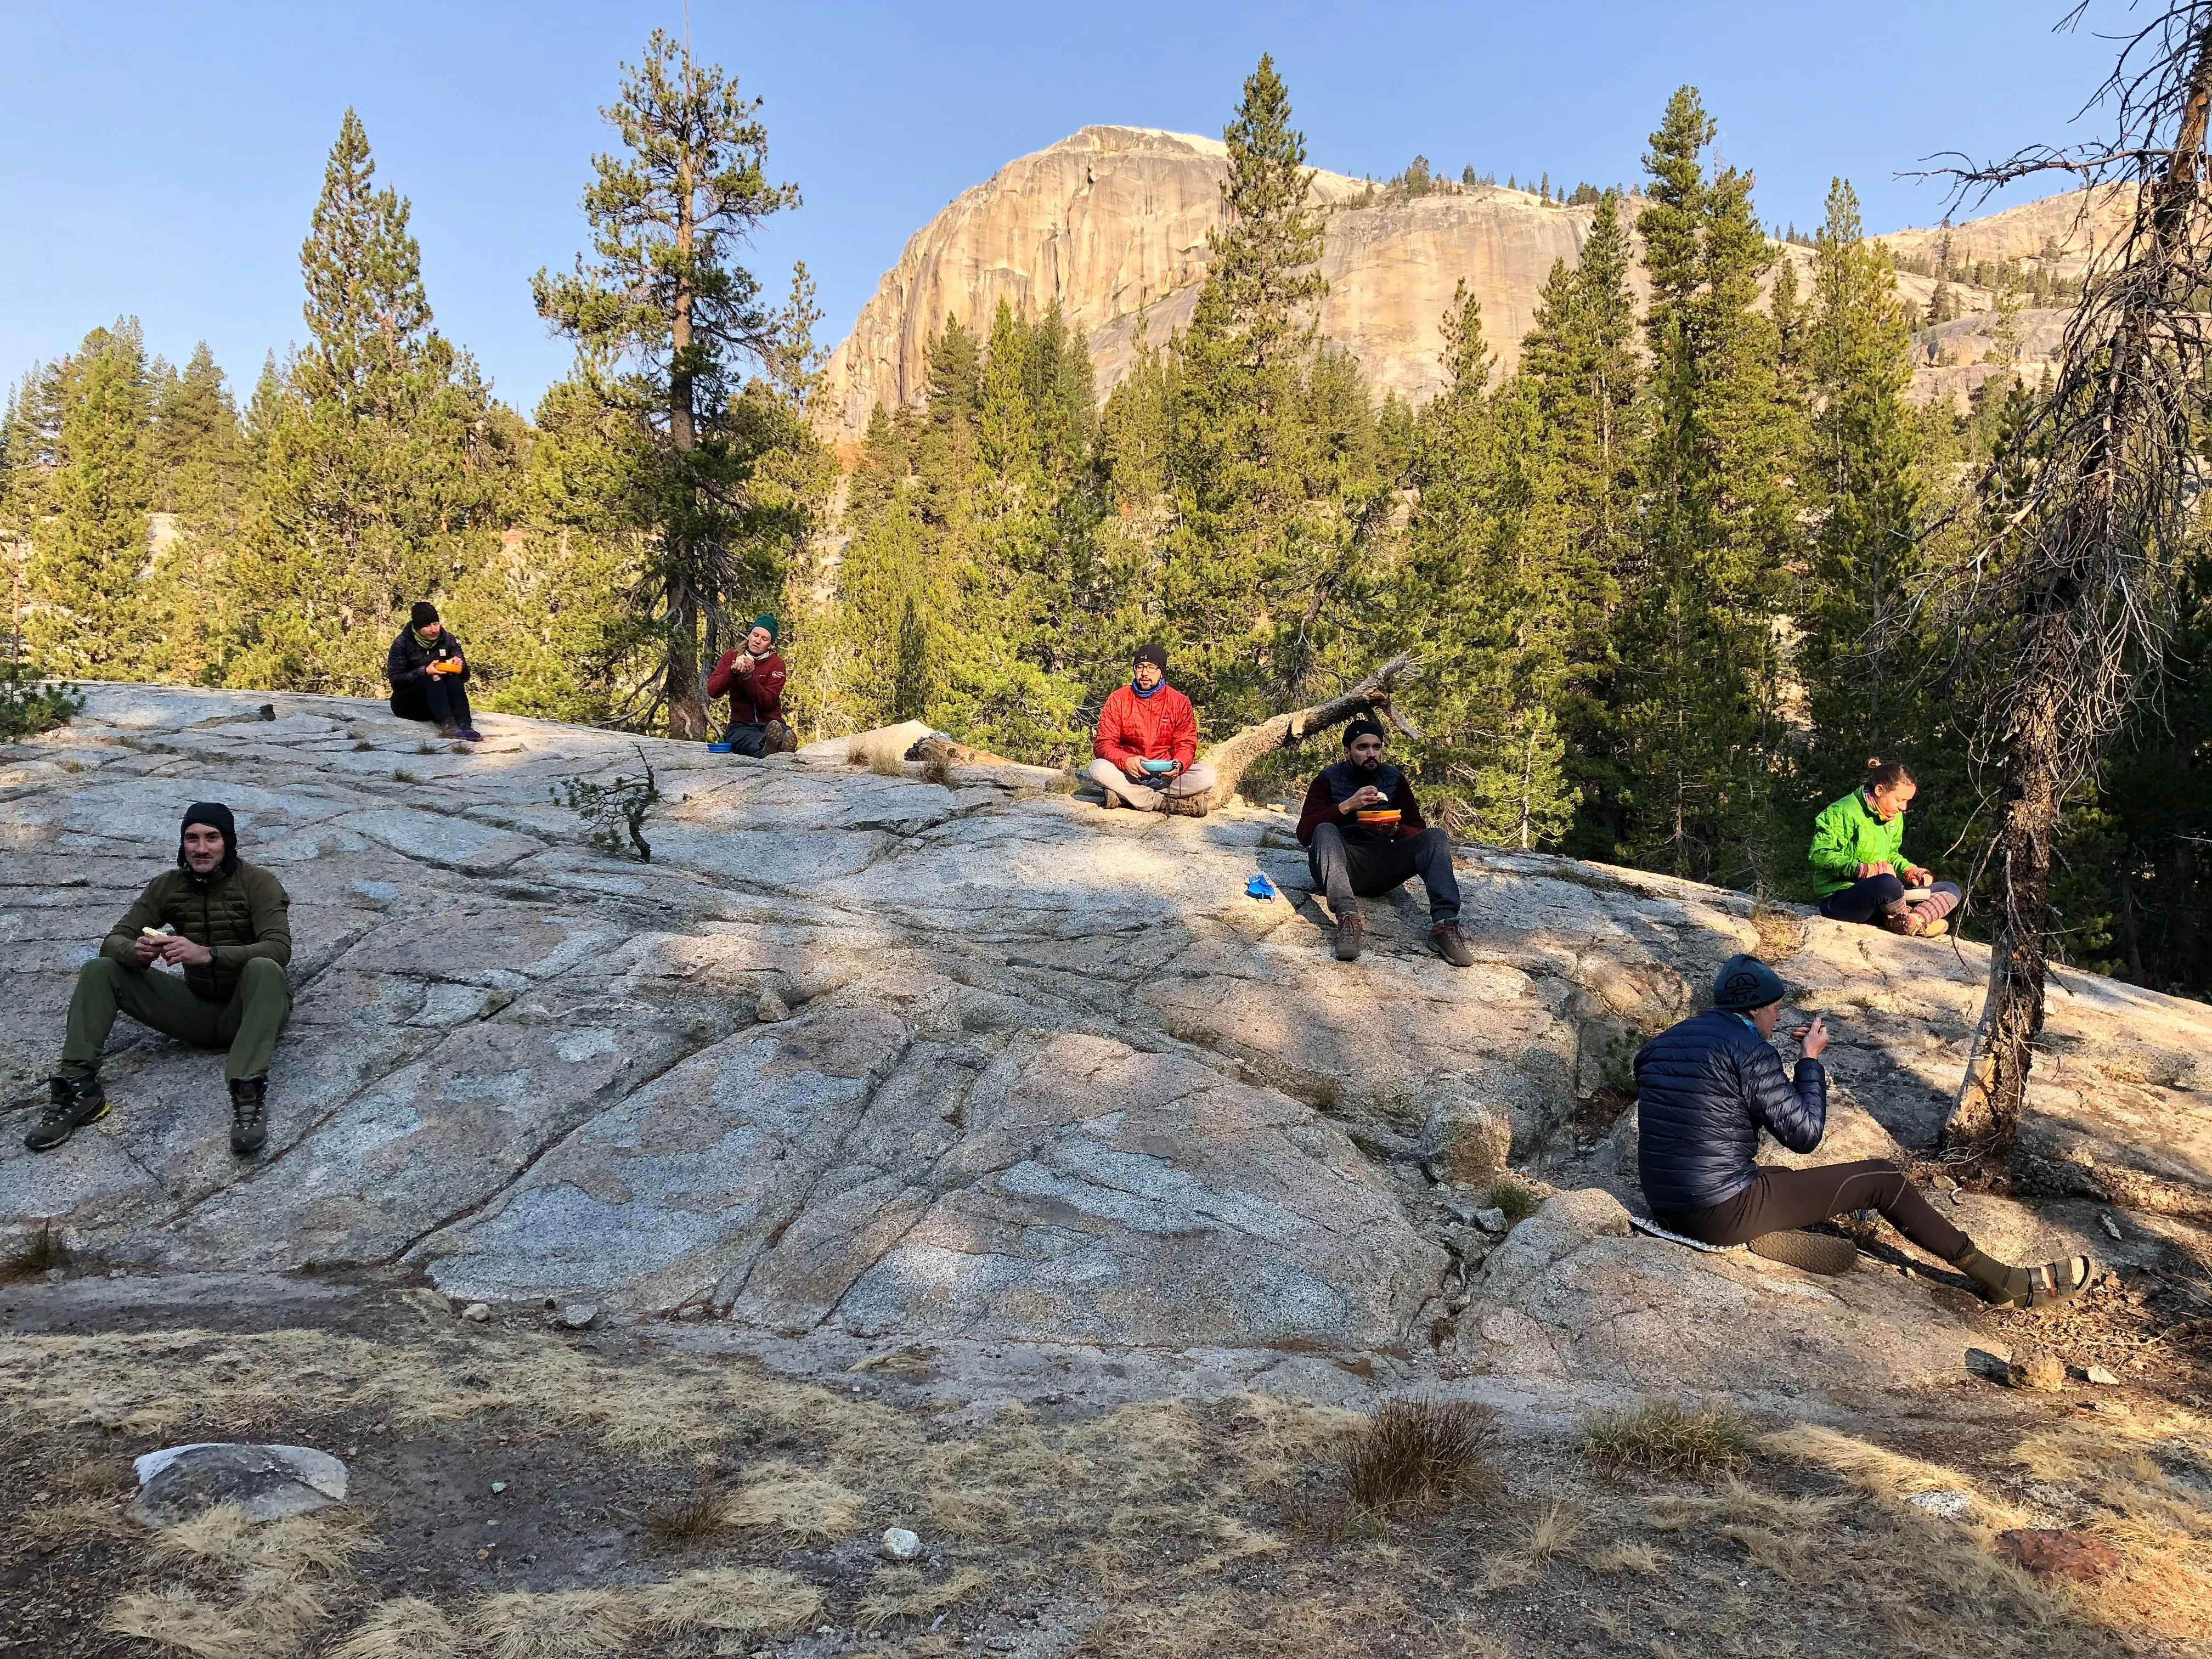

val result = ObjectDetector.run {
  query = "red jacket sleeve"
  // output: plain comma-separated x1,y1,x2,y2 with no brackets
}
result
1169,692,1198,767
1094,687,1136,765
706,650,738,701
1295,776,1343,845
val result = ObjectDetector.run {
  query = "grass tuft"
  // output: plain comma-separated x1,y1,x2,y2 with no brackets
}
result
1046,769,1081,794
4,1221,68,1280
919,754,956,787
1584,1399,1753,1479
866,749,906,776
722,1464,864,1541
1484,1177,1540,1224
1334,1397,1500,1514
328,1598,458,1659
643,1488,730,1548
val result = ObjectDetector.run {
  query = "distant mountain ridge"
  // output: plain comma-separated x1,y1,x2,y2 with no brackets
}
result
819,125,2108,444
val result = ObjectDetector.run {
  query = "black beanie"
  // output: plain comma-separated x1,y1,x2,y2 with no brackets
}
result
1342,717,1387,748
1133,642,1169,672
1712,953,1787,1012
180,802,239,874
410,601,441,630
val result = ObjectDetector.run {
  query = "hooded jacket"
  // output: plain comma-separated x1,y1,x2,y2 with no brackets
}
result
1808,788,1909,896
1633,1008,1826,1215
101,861,293,1005
1093,681,1199,768
387,625,468,690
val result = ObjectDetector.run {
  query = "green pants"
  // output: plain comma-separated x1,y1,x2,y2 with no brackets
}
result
61,956,291,1083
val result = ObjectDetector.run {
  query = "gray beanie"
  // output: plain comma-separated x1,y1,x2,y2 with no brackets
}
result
1712,953,1787,1012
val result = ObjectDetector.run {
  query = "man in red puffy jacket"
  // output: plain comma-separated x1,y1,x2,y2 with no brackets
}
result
706,615,795,756
1088,643,1216,816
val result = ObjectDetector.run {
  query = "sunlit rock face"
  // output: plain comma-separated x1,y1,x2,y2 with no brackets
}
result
6,687,2208,1376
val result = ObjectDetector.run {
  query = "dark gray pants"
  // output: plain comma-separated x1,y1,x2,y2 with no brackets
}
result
1307,823,1462,926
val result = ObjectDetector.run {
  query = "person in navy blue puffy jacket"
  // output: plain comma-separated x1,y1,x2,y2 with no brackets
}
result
1633,953,2094,1308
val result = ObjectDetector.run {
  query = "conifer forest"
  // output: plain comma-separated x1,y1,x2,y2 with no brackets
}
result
5,40,2209,1002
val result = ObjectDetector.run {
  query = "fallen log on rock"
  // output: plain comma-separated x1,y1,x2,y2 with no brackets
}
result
905,733,1025,769
1194,653,1423,809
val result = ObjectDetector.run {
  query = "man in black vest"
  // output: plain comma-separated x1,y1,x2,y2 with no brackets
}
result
1294,719,1472,967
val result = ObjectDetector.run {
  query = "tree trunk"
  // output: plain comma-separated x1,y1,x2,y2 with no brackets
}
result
1945,28,2212,1152
1193,653,1421,808
663,128,709,741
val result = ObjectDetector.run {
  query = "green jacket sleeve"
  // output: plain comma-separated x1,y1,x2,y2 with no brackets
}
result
100,877,167,969
1807,799,1864,887
214,867,293,973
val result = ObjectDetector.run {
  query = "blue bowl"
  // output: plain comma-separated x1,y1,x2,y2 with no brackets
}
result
1140,758,1176,774
707,742,734,754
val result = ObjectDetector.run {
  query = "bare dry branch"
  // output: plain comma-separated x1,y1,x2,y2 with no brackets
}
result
1193,653,1423,808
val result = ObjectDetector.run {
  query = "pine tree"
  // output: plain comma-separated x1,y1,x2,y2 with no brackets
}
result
1798,178,1923,797
534,31,817,738
1168,54,1333,731
233,111,517,694
144,343,242,681
1613,86,1799,883
26,321,155,678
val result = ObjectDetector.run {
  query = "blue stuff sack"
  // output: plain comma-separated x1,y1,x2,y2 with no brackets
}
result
1245,873,1277,900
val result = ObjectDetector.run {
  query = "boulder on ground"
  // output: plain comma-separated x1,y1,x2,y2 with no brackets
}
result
800,720,937,766
131,1442,348,1527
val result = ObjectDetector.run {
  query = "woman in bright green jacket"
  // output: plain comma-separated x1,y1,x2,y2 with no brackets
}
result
1809,759,1961,938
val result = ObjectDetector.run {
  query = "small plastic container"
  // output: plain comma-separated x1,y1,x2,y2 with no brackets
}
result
1140,758,1177,774
708,742,734,754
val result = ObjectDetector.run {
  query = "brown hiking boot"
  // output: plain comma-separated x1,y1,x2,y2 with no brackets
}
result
1333,911,1364,962
1160,793,1209,818
1908,911,1950,939
1879,908,1916,935
1430,921,1475,968
764,720,799,755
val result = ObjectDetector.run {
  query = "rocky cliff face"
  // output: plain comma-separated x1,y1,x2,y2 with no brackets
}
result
6,687,2209,1394
821,128,2114,443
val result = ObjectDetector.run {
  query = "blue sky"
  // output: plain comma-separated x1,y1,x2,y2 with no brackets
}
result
0,1,2118,415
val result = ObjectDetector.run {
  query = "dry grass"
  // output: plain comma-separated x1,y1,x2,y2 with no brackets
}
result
13,1497,138,1546
721,1462,865,1540
919,755,956,787
865,749,906,776
1334,1397,1499,1514
327,1598,458,1659
631,1567,822,1636
1046,769,1081,794
4,1220,67,1280
1579,1538,1666,1575
1584,1400,1752,1479
149,1503,377,1582
1750,902,1806,959
466,1589,634,1659
644,1486,731,1547
858,1565,988,1628
102,1587,264,1659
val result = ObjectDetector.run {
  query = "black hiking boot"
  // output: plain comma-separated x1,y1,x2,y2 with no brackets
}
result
1333,911,1364,962
229,1076,269,1157
25,1074,108,1152
1430,921,1475,968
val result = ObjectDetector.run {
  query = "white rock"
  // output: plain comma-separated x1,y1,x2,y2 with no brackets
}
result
2085,1364,2121,1386
1472,1206,1508,1234
755,991,791,1023
879,1525,923,1561
1904,1489,1973,1520
556,1303,598,1330
131,1442,348,1527
461,1303,492,1323
2099,1212,2123,1241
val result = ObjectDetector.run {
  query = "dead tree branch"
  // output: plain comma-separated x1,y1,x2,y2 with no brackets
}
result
1194,653,1423,808
1927,2,2212,1153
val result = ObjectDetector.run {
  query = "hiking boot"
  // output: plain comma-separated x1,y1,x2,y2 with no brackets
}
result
1098,787,1125,809
25,1074,108,1152
1160,793,1210,818
1908,911,1950,939
1333,911,1365,962
457,726,483,743
764,720,799,755
1879,907,1916,935
229,1076,269,1157
435,720,462,740
1430,921,1475,968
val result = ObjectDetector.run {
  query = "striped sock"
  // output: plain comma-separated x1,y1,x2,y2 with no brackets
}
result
1912,888,1960,923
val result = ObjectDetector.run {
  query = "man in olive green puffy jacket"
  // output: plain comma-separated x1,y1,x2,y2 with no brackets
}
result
30,802,292,1158
1809,760,1960,939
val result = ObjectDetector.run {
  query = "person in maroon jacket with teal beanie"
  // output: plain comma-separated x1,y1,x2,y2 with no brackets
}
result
1810,758,1960,938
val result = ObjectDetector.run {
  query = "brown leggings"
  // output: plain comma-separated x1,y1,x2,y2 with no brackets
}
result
1656,1159,1970,1262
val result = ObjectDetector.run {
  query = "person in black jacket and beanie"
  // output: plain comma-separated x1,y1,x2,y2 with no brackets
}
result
1634,953,2093,1307
387,602,481,741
